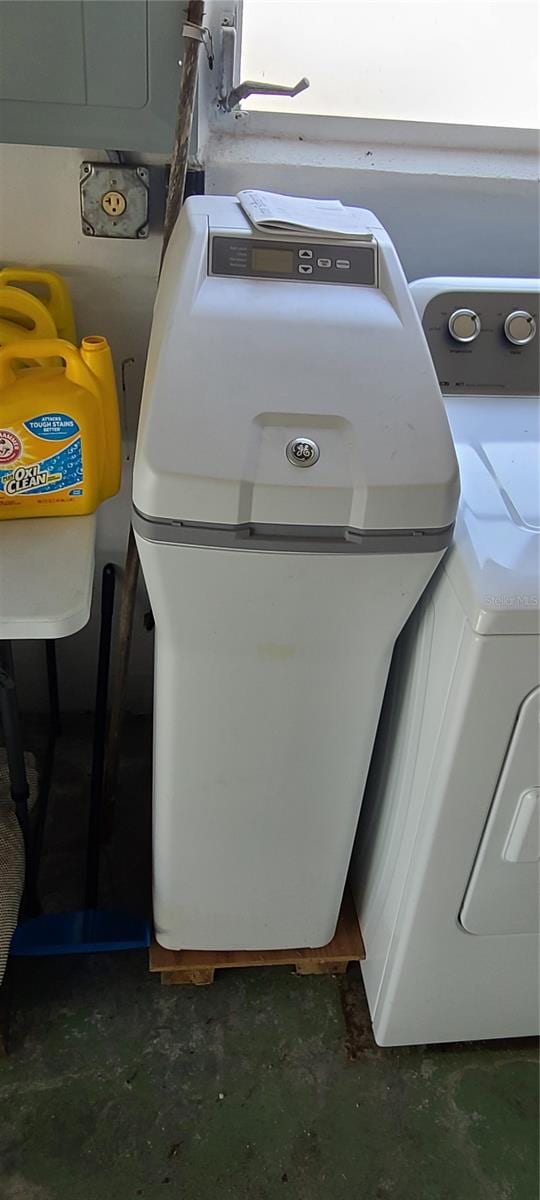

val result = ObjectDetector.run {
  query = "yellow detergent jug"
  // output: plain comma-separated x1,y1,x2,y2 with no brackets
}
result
0,337,121,520
0,287,59,370
0,286,58,347
0,268,76,343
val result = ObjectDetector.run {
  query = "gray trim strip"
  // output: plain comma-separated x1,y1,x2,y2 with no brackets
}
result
132,508,454,555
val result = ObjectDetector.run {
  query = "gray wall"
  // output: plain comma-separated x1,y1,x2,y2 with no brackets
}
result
206,161,539,282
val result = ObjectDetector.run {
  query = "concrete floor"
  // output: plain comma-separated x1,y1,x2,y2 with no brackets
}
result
0,717,538,1200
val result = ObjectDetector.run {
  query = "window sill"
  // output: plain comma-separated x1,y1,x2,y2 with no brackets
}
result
201,111,539,183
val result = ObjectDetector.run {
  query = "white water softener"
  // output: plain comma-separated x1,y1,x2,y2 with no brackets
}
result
133,195,459,951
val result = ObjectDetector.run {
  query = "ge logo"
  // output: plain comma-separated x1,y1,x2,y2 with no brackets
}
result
286,437,320,468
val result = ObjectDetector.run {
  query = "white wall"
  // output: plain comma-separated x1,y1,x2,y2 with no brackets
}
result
1,139,538,712
0,143,161,712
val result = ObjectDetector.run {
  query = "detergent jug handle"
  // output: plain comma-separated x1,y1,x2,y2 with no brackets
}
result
0,285,57,340
0,269,76,343
0,339,100,396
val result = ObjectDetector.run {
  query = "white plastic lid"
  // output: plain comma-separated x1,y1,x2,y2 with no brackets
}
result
133,198,459,538
445,399,539,634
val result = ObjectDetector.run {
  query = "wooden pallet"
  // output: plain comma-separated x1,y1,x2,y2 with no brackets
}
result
149,890,365,985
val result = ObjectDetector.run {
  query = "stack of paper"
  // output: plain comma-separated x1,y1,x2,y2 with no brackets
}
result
237,190,375,241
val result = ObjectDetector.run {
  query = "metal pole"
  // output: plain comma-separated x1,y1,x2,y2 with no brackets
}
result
85,564,116,910
0,642,32,903
31,640,62,904
101,528,138,840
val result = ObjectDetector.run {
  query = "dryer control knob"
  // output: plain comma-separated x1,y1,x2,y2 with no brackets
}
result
504,310,537,345
448,308,481,343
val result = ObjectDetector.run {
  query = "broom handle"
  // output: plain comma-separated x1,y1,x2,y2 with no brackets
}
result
102,1,205,833
162,0,205,263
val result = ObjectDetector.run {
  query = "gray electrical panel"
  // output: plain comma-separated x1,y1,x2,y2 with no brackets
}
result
0,0,186,152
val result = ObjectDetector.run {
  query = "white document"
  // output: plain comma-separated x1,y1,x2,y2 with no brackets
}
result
237,190,375,240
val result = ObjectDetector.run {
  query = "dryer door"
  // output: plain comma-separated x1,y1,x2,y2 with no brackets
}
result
460,687,539,936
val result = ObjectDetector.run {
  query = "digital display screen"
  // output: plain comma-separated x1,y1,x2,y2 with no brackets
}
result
251,248,294,274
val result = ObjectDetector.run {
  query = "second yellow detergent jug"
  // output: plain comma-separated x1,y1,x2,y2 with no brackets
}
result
0,268,76,343
0,337,121,519
0,286,58,348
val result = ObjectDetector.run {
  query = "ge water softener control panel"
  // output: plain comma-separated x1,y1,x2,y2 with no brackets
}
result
211,235,377,286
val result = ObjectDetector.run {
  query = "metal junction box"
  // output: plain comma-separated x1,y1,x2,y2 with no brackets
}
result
80,162,150,239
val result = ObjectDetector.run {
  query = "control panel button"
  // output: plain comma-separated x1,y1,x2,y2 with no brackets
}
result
298,249,313,259
298,264,313,275
504,310,537,345
317,257,332,268
336,259,351,269
448,308,482,343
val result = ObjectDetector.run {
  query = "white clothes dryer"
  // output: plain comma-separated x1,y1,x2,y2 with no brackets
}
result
351,277,539,1046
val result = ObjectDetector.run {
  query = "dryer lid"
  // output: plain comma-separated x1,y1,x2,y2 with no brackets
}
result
444,396,539,634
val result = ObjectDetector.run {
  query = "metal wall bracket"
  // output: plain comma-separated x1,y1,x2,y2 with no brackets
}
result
218,17,309,112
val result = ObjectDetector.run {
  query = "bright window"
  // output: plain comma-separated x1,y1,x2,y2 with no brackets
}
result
240,0,540,129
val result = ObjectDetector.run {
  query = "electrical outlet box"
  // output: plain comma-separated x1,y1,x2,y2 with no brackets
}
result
80,162,149,239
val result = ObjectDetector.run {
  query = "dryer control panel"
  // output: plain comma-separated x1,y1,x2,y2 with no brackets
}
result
421,289,539,395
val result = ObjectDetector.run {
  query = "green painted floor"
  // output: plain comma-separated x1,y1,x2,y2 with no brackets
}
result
1,955,538,1200
0,719,538,1200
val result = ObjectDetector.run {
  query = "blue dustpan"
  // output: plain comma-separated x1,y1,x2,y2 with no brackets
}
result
10,909,150,956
